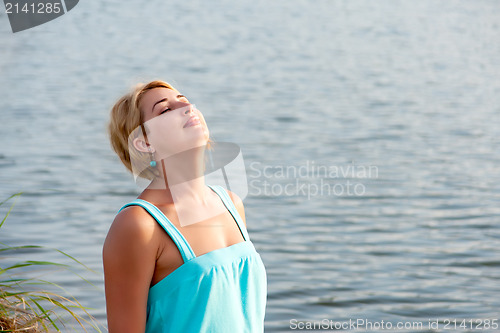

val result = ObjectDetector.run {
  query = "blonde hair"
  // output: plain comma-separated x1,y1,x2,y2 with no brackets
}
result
108,80,175,179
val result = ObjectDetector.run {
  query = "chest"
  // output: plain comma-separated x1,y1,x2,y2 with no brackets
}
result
150,206,245,286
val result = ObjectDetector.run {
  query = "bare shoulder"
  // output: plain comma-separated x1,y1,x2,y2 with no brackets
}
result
103,206,158,257
106,206,157,238
226,190,246,227
102,205,158,332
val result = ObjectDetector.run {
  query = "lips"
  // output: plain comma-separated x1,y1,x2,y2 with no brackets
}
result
183,115,201,128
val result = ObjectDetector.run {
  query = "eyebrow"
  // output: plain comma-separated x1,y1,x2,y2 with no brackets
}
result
151,95,186,113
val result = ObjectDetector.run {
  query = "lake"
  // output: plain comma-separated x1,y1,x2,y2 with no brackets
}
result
1,0,499,331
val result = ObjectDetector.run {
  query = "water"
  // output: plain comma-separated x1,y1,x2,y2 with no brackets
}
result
1,0,499,331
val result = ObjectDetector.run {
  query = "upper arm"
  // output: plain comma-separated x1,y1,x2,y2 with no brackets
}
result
103,207,158,333
227,190,246,227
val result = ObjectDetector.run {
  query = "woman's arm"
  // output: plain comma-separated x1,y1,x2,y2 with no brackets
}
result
103,207,158,333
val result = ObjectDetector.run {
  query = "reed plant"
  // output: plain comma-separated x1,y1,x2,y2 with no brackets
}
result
0,192,103,332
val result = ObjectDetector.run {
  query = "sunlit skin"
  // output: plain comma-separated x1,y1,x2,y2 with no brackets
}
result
138,87,209,161
103,87,246,333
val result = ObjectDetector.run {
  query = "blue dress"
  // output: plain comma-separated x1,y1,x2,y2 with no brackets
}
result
118,185,267,332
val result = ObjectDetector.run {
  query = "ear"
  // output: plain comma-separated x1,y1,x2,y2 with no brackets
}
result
132,137,155,153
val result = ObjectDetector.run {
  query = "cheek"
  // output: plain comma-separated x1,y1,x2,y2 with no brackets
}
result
144,116,177,149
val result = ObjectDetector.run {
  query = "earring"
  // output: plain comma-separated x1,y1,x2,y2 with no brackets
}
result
148,148,157,167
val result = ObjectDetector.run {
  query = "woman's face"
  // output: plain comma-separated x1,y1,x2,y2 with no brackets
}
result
138,87,209,159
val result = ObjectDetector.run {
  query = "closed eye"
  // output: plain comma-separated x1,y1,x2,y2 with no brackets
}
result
155,95,189,115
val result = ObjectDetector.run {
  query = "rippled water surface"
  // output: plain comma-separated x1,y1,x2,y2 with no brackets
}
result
1,0,499,332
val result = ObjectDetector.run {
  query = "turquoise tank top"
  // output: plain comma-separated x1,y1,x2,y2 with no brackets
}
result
119,185,267,332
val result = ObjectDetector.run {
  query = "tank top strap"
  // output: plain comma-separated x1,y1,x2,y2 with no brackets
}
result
208,185,250,241
118,199,196,262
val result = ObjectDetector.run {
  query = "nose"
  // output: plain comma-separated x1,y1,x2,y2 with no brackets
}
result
169,97,191,111
183,104,194,115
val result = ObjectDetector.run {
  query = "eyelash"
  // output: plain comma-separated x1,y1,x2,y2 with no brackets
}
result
159,97,189,115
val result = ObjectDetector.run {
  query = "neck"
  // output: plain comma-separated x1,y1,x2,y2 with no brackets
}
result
145,145,209,204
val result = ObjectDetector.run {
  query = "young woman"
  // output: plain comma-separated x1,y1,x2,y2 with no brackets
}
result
104,80,267,332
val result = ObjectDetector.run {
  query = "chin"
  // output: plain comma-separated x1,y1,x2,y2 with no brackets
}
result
202,129,210,142
192,134,209,148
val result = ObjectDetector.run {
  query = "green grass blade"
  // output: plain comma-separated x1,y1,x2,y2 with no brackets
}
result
0,192,22,229
0,245,44,253
0,192,105,332
31,297,60,331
